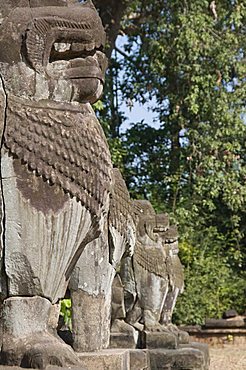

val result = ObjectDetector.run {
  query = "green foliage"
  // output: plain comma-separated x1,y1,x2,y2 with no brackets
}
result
60,299,72,329
173,236,246,325
98,0,246,323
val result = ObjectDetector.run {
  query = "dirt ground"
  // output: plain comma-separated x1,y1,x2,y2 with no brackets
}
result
209,344,246,370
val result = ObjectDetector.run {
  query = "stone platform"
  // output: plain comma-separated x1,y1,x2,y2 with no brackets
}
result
110,332,139,349
182,321,246,346
148,347,208,370
0,343,209,369
78,348,149,370
0,368,86,370
141,331,178,350
78,343,209,370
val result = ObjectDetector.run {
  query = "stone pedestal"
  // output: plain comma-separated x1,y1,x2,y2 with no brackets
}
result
129,350,150,370
110,319,139,349
148,347,209,370
141,331,178,349
78,349,129,370
71,288,112,352
0,297,80,368
0,367,87,370
70,234,115,352
110,333,138,349
78,348,149,370
182,321,246,346
180,342,210,370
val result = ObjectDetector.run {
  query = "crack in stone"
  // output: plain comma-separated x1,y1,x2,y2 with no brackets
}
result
0,73,9,298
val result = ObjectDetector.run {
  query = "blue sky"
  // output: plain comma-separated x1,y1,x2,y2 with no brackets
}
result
116,36,159,132
120,99,158,132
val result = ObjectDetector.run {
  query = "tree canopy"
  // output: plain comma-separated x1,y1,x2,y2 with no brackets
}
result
94,0,246,324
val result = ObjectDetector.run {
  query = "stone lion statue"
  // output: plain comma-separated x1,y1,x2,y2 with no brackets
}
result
0,0,112,367
112,200,188,348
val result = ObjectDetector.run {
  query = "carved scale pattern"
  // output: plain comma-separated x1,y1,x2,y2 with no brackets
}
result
134,241,167,279
166,255,184,290
109,168,134,237
4,97,112,217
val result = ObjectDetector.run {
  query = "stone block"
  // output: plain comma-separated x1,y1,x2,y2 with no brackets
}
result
180,342,210,370
0,351,150,370
129,349,150,370
110,333,137,349
204,318,246,328
78,349,130,370
2,296,51,338
149,347,207,370
0,367,88,370
222,309,238,319
142,331,178,349
72,289,112,352
110,319,139,349
47,367,87,370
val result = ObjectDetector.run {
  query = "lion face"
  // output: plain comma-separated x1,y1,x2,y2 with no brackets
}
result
0,1,107,103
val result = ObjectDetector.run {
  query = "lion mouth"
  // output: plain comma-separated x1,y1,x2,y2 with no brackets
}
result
47,54,106,85
51,41,101,58
63,64,105,82
24,6,106,74
153,214,169,234
49,43,106,82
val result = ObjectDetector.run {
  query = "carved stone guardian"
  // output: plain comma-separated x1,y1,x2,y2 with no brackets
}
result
160,226,189,344
110,201,209,369
111,201,189,348
121,200,179,348
0,0,112,367
69,168,136,352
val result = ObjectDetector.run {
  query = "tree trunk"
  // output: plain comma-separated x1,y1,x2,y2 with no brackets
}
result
94,0,130,57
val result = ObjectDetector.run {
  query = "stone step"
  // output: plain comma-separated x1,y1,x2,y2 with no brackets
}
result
78,348,149,370
0,344,208,370
148,346,209,370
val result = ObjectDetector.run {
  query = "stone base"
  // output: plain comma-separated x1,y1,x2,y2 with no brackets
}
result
141,331,178,349
129,349,150,370
71,289,111,352
110,332,138,349
0,345,208,370
79,344,208,370
149,346,209,370
182,325,246,346
78,348,149,370
0,367,87,370
110,320,139,349
180,342,210,370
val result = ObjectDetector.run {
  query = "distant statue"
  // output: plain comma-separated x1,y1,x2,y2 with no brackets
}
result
160,225,189,343
123,200,170,332
0,0,112,367
112,200,188,348
70,168,136,352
